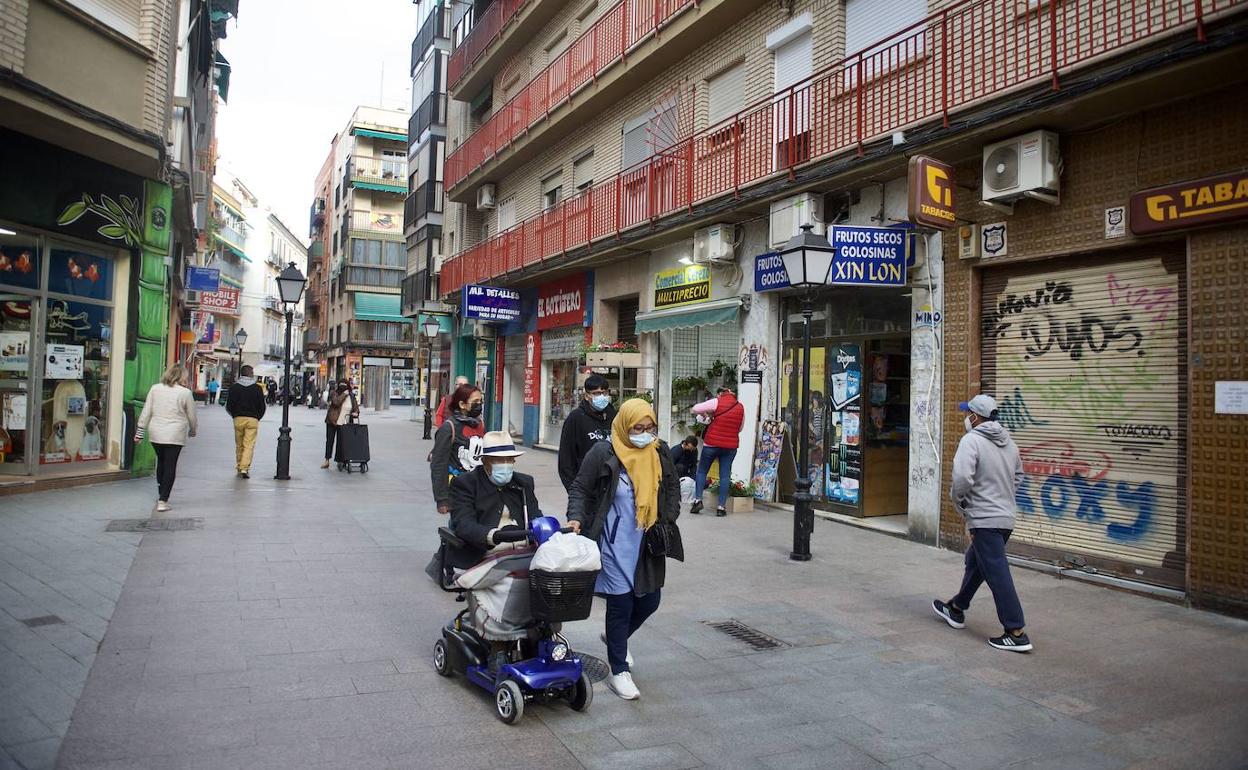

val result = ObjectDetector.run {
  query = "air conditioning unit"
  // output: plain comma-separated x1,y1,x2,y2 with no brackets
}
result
184,289,200,305
981,130,1060,204
693,223,734,264
769,193,824,249
192,171,207,201
476,184,497,211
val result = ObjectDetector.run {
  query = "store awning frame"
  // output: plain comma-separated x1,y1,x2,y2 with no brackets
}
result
354,292,411,323
634,297,741,334
352,181,407,194
352,127,407,142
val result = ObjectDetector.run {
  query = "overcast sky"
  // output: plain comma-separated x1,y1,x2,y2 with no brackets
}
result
214,0,418,245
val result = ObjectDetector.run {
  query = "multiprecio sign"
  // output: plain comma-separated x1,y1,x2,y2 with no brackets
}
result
1129,170,1248,235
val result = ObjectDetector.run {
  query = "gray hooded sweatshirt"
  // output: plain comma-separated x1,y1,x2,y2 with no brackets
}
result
950,421,1024,530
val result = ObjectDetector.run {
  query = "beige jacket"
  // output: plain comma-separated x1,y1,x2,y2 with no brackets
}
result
136,384,198,445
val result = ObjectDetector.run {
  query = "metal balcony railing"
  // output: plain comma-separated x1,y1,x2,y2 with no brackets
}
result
412,7,450,73
349,209,404,237
211,252,246,283
348,155,407,190
350,321,414,345
448,0,531,88
445,0,697,190
344,265,404,290
404,181,445,229
440,0,1245,295
217,222,247,248
409,93,448,144
263,295,280,311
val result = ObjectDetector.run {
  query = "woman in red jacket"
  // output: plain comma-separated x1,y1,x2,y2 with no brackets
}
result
690,387,744,516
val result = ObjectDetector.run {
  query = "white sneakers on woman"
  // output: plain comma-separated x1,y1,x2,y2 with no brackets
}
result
156,501,171,512
606,671,640,700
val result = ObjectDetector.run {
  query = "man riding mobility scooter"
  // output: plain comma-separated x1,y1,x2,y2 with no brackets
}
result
433,516,600,724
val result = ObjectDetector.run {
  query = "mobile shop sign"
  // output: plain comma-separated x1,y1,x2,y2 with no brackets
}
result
907,155,957,230
753,225,908,291
185,266,220,293
1129,170,1248,235
462,284,521,322
198,286,239,314
654,265,710,309
536,274,586,330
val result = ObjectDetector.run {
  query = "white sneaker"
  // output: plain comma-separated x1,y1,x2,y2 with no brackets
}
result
156,501,171,512
320,459,330,469
601,632,634,667
606,671,640,700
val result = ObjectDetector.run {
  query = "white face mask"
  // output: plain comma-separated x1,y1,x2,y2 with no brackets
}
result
629,432,656,448
964,416,975,433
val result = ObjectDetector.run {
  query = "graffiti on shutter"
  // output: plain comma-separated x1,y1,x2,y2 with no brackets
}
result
981,253,1186,585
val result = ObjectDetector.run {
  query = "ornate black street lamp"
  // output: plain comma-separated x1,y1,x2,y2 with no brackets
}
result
778,224,835,561
421,317,441,440
274,263,307,481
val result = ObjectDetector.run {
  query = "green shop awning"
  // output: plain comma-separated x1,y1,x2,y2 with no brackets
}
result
214,235,251,263
634,297,740,334
417,313,452,334
354,292,410,323
353,127,407,142
213,53,231,102
353,181,407,194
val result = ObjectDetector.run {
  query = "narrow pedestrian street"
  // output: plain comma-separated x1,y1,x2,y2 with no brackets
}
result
0,406,1242,769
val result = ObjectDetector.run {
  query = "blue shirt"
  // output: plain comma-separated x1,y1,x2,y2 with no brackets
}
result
595,470,645,596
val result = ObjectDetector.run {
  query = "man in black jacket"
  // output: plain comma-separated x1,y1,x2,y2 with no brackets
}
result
670,436,698,479
225,365,266,479
556,373,616,490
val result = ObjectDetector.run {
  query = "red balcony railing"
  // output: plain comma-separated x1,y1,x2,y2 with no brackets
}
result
440,0,1243,296
448,0,531,88
445,0,696,190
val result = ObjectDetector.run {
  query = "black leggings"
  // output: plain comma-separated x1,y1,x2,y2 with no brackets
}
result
152,443,182,502
325,423,339,460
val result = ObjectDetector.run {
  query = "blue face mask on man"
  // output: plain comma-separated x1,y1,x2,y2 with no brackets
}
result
590,394,611,412
489,462,514,486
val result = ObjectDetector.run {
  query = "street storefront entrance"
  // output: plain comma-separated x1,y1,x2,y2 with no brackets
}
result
979,249,1186,588
540,326,584,445
780,290,913,518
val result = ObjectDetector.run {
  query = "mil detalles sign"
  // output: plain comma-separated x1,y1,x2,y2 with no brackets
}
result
907,155,956,230
1130,170,1248,235
654,265,710,309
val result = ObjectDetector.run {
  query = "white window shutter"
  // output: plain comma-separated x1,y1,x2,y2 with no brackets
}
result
845,0,926,57
773,31,813,93
497,198,516,231
707,64,746,126
621,123,649,170
66,0,141,40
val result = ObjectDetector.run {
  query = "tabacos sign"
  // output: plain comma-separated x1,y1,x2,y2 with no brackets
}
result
907,155,956,230
1130,170,1248,235
537,273,586,330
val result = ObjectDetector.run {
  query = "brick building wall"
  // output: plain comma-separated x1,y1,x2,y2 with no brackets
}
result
940,87,1248,613
0,0,29,73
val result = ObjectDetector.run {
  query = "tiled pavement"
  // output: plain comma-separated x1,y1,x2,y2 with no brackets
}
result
0,404,1245,769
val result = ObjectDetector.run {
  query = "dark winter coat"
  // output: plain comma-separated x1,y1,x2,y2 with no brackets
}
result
225,380,266,420
557,400,617,490
669,444,697,478
448,467,541,569
567,440,680,596
430,413,486,507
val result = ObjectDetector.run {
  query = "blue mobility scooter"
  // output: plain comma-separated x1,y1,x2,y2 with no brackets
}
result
433,516,597,724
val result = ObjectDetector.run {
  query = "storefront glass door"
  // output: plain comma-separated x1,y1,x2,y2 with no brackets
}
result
1,297,34,474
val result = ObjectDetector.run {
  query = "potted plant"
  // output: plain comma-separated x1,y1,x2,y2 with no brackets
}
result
703,478,755,513
582,341,642,369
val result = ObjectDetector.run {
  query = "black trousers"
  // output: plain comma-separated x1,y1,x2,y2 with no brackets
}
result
325,423,339,460
152,443,182,502
604,589,662,675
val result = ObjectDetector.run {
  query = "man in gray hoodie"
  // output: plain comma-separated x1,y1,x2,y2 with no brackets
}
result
932,394,1033,652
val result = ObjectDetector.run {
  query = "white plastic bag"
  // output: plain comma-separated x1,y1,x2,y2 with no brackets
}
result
679,476,696,504
531,531,601,573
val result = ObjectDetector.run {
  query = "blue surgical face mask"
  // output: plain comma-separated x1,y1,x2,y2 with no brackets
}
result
590,394,611,412
489,463,514,486
629,432,656,449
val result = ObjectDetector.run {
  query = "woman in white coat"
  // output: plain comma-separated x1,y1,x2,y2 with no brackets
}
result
134,364,198,511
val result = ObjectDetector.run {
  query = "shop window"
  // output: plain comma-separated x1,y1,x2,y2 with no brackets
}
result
0,235,41,292
1,295,34,471
541,173,563,210
47,248,114,301
40,298,113,465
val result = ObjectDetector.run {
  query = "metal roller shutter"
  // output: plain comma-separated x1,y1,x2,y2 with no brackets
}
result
707,64,745,126
542,326,584,359
504,335,526,365
979,250,1187,588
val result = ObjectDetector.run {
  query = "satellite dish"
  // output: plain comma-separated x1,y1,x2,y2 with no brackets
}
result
985,145,1019,192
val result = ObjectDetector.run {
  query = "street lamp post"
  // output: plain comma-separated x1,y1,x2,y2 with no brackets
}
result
229,346,239,384
233,328,248,381
420,317,441,440
778,224,836,562
273,263,307,481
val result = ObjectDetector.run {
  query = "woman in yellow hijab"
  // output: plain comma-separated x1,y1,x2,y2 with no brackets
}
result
568,398,680,701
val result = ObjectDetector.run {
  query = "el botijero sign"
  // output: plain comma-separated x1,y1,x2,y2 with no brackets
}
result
1130,170,1248,235
907,155,956,229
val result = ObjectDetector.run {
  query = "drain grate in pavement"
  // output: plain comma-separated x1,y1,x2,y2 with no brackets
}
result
704,620,790,651
20,615,64,628
577,653,610,683
106,517,203,532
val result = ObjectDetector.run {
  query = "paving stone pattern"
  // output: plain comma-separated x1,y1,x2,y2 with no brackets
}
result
1,404,1245,769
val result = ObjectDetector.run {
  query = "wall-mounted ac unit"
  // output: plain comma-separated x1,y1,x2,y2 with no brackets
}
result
476,184,497,211
184,290,200,305
769,193,824,249
192,171,207,201
693,223,734,264
981,130,1060,204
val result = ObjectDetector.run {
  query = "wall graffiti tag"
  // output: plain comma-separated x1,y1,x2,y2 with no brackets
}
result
988,259,1181,569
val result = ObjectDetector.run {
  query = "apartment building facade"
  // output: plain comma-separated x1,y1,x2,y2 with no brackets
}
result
191,179,252,388
0,0,232,481
316,106,416,409
436,0,1248,613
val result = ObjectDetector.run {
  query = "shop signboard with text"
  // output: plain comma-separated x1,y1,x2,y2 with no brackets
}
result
654,265,710,309
753,225,908,291
462,284,522,322
199,286,239,315
907,155,957,230
536,274,586,330
185,266,220,293
1129,169,1248,235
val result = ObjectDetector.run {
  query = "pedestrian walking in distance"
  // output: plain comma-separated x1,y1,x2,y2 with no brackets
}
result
557,373,617,490
134,364,197,512
225,365,265,479
321,381,358,469
206,377,219,406
430,383,486,514
690,386,744,516
568,398,680,701
933,394,1033,653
